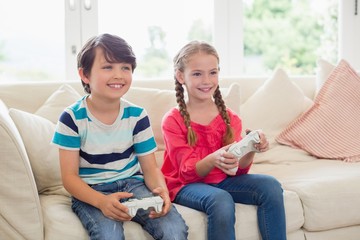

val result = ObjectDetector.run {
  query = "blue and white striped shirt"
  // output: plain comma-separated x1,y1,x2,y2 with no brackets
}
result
52,96,157,185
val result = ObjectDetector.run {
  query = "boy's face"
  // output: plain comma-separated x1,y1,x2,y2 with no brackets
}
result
81,48,132,100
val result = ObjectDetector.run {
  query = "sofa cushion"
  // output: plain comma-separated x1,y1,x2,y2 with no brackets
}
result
276,59,360,162
0,100,43,240
315,58,335,94
40,187,304,240
240,68,313,138
35,84,82,123
9,108,69,196
252,160,360,232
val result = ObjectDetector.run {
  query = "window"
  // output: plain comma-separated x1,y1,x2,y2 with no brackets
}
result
0,0,358,83
96,0,213,80
0,0,65,82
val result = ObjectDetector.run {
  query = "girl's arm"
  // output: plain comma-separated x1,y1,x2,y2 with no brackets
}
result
59,149,133,221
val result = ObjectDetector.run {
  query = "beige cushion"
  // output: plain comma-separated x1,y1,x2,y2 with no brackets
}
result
35,84,82,123
240,68,313,138
9,108,69,196
0,100,43,240
315,58,335,94
6,84,82,196
253,160,360,232
276,59,360,162
254,137,316,164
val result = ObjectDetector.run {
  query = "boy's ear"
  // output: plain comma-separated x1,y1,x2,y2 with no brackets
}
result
78,68,90,84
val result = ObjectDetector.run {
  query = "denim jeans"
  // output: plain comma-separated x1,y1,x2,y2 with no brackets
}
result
174,174,286,240
72,178,188,240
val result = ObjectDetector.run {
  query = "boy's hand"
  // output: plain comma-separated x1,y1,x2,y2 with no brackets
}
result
98,192,134,221
149,187,171,219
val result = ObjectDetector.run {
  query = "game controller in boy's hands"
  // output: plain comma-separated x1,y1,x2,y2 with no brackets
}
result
227,130,261,172
122,195,164,217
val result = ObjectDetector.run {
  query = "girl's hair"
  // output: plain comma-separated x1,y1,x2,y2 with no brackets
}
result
77,33,137,94
173,40,234,146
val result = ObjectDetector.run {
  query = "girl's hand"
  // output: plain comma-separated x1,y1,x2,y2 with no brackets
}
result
98,192,134,221
245,129,269,153
149,187,172,219
214,147,238,176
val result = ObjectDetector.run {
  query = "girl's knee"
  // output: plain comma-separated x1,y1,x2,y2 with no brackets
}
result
208,191,235,216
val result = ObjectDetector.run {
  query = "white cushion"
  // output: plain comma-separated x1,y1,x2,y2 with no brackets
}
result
35,84,82,123
240,68,313,138
315,58,335,94
9,108,69,196
252,160,360,231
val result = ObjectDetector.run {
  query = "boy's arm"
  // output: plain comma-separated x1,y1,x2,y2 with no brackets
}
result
139,153,171,218
59,149,133,220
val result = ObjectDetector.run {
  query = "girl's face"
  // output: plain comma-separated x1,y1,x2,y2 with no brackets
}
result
176,52,219,103
80,48,132,101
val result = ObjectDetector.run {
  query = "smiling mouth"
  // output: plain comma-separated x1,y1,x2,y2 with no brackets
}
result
198,87,212,92
108,84,124,89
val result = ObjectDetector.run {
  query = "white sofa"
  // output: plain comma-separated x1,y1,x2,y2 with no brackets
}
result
1,59,360,240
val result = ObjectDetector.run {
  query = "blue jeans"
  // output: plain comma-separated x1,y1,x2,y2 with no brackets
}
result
72,178,188,240
174,174,286,240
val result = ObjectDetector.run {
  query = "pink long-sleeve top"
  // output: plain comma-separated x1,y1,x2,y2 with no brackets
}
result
161,108,252,201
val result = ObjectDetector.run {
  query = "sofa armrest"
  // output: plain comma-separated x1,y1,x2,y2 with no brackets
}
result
0,100,43,240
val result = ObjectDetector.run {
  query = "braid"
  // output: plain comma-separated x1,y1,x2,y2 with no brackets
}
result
213,86,235,146
175,81,197,146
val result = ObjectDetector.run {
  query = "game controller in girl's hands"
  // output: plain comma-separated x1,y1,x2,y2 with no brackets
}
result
227,130,261,172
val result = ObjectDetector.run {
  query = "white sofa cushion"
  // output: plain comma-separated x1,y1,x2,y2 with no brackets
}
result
253,160,360,232
276,59,360,162
240,68,313,138
315,58,335,94
9,108,69,196
35,84,82,123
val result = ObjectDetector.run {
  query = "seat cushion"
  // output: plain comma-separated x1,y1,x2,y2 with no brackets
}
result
253,157,360,231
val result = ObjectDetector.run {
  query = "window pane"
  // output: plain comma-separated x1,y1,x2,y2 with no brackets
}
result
97,0,213,79
243,0,338,75
0,0,65,82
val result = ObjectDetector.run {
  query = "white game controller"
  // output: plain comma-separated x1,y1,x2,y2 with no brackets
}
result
227,130,261,172
122,195,164,217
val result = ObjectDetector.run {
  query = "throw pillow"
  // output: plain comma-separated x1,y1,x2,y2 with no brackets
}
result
276,59,360,162
35,84,82,123
9,108,69,195
240,68,313,138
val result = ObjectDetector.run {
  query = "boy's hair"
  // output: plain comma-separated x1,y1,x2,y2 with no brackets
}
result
77,33,137,94
173,40,234,146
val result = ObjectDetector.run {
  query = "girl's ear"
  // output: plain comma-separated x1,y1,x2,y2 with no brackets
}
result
175,70,185,84
79,68,90,84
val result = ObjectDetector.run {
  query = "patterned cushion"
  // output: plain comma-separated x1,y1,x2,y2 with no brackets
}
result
276,59,360,162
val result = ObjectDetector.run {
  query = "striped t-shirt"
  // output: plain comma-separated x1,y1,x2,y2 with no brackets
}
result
52,96,157,185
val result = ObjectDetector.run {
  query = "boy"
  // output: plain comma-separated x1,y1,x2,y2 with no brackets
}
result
52,33,188,240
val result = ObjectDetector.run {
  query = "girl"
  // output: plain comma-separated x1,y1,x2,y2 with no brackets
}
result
161,40,286,240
